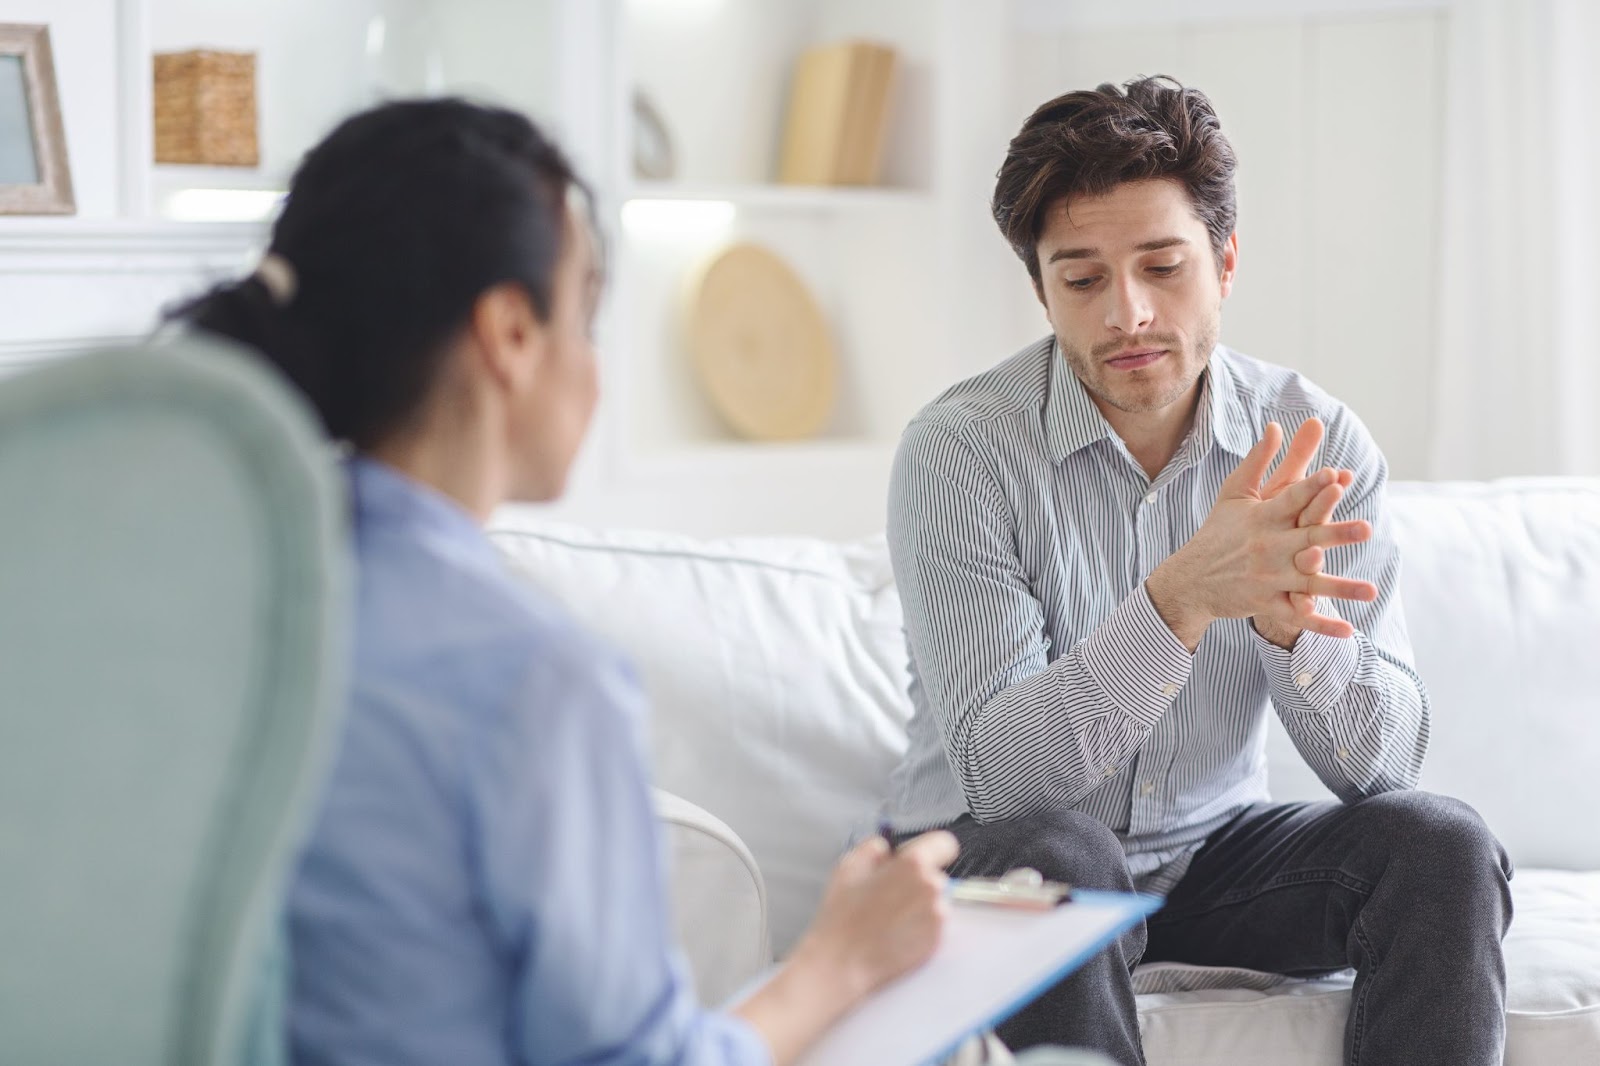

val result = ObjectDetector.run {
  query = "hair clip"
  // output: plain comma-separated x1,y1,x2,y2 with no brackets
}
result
254,251,298,307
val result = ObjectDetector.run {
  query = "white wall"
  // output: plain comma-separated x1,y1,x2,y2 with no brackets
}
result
148,0,410,183
0,1,1476,537
544,4,1452,536
429,0,559,125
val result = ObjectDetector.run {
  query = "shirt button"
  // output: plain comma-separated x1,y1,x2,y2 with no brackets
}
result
1141,780,1156,796
1160,682,1180,699
1144,492,1157,505
1336,746,1350,761
1295,671,1316,688
1103,765,1117,778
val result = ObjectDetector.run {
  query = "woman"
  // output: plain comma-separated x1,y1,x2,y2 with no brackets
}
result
177,98,956,1066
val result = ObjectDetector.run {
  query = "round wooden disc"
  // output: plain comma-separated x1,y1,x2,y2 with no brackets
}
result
684,242,837,441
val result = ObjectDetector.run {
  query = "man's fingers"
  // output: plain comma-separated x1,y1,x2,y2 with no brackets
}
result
1260,418,1325,498
1303,574,1379,602
1296,479,1345,529
1224,422,1284,496
1302,519,1372,549
1267,466,1339,517
1295,545,1324,575
1272,599,1355,638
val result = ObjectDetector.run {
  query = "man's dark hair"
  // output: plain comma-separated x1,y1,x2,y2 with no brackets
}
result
992,75,1237,286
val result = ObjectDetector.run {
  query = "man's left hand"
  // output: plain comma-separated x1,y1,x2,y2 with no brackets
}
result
1253,418,1357,649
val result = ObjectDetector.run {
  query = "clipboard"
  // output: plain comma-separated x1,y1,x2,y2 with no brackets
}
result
793,889,1161,1066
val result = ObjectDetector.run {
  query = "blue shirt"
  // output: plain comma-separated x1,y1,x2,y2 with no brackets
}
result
287,458,769,1066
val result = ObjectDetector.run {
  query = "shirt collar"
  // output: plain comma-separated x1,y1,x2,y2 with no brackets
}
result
1202,348,1258,459
346,456,501,567
1043,341,1256,464
1044,341,1117,463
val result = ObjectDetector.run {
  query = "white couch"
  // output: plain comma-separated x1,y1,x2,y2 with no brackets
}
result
492,479,1600,1064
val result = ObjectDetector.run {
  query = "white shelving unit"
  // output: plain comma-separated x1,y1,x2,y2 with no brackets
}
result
2,0,1031,537
107,0,567,221
592,0,1024,511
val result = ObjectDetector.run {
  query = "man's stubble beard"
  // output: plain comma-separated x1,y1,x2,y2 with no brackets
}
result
1059,307,1221,417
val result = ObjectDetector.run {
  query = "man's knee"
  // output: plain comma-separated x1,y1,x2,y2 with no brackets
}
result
966,808,1132,891
1358,791,1512,898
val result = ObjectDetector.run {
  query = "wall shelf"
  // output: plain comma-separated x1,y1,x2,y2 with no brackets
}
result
620,438,897,481
150,164,281,185
624,181,929,211
0,218,265,266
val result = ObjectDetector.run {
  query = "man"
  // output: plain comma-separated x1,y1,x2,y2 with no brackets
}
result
883,76,1512,1065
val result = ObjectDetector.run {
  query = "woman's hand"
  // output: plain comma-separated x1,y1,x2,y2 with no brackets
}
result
733,830,959,1064
797,830,959,999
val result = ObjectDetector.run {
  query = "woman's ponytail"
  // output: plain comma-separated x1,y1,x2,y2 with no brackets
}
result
167,259,343,437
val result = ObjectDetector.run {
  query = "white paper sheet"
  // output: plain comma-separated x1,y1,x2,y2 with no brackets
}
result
796,890,1161,1066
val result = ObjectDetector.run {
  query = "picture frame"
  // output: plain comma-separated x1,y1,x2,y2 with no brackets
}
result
0,23,75,215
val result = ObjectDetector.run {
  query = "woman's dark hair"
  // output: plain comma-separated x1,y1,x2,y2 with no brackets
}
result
993,75,1237,287
171,97,592,449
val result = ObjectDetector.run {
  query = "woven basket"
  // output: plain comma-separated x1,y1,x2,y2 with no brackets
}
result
153,50,259,167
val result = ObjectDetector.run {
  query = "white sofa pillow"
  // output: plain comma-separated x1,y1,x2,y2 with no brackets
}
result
492,522,912,954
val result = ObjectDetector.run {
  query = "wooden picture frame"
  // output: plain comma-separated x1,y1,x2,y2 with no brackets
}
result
0,23,75,215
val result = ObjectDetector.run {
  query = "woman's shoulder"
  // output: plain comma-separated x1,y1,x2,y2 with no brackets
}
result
352,518,643,741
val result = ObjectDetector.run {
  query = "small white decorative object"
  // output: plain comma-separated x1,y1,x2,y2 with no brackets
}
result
632,90,675,181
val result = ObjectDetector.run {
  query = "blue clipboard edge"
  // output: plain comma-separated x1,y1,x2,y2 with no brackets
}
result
919,890,1165,1066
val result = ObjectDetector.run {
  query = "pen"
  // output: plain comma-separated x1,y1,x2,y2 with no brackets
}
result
878,819,897,852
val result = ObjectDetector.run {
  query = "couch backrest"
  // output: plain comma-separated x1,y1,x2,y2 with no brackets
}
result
492,477,1600,956
1266,479,1600,871
493,524,911,956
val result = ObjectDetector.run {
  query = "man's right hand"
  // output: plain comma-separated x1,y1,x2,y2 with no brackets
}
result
1146,421,1379,651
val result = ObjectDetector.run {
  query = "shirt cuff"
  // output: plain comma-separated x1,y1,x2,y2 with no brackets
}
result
1077,583,1194,729
717,1012,776,1066
1251,610,1362,711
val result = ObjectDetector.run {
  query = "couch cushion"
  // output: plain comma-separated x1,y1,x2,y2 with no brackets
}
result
491,522,910,955
1135,868,1600,1064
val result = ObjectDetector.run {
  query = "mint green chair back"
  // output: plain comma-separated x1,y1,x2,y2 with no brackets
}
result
0,338,346,1066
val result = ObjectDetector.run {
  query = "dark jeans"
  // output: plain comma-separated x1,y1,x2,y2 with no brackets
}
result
932,792,1513,1066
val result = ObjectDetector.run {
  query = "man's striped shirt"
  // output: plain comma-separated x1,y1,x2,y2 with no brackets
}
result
884,337,1430,894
